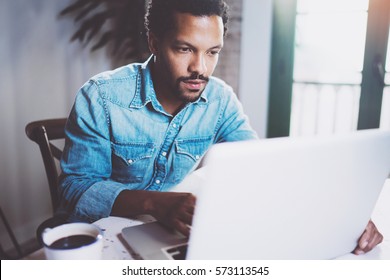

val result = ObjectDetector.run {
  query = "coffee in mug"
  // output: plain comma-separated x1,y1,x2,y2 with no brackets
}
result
42,223,103,260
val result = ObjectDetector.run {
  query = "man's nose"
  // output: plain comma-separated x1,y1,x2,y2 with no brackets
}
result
188,54,207,76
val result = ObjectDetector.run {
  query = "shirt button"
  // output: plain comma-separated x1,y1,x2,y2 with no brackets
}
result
172,124,177,128
155,179,161,184
162,152,167,157
128,159,133,164
195,155,200,160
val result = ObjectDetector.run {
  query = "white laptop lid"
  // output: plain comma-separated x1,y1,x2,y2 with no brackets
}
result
187,129,390,259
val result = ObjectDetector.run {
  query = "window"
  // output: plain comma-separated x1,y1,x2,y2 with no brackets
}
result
268,0,390,137
290,0,368,136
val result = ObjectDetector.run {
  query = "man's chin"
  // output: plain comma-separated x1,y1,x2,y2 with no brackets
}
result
179,91,203,103
176,87,204,102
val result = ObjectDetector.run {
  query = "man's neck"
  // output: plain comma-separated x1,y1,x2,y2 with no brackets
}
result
159,99,186,116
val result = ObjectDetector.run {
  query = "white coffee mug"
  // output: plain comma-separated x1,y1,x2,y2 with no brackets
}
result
42,223,103,260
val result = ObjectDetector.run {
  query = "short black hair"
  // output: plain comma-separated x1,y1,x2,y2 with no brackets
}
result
145,0,229,39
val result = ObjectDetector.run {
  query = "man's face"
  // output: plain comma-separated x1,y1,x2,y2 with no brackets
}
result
150,12,224,104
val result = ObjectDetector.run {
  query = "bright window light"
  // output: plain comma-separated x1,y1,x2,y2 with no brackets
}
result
290,0,370,136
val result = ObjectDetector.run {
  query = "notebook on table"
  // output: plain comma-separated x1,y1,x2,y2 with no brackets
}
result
121,129,390,259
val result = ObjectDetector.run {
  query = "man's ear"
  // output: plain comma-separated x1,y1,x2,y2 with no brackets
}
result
148,32,159,56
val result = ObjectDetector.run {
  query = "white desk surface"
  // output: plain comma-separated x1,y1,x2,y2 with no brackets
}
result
26,176,390,260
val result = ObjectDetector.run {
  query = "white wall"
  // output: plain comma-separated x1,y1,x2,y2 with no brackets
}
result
0,0,111,249
239,0,273,138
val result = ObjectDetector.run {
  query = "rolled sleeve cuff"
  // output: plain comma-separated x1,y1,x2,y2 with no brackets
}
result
71,181,127,222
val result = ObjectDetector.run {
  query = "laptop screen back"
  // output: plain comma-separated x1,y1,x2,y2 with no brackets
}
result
187,129,390,259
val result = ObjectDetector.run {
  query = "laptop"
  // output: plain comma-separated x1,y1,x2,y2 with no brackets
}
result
121,129,390,259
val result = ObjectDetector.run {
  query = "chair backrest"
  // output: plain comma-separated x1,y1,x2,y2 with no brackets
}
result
0,206,23,259
25,118,67,213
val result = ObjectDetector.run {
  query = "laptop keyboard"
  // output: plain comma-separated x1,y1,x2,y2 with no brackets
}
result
164,243,188,260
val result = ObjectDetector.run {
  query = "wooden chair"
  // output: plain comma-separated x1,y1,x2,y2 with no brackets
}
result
0,206,23,259
25,118,67,213
25,118,69,244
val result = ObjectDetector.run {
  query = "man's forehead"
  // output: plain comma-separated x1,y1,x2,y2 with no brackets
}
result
172,11,223,30
169,12,224,42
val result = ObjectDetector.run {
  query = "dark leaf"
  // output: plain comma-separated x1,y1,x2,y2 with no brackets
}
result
60,0,95,16
74,1,103,22
91,31,113,51
60,0,149,62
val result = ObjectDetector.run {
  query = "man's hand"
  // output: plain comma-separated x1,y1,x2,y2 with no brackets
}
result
144,192,196,237
353,220,383,255
111,190,196,237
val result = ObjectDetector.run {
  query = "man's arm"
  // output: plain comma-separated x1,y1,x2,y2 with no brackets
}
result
59,80,125,222
111,190,196,236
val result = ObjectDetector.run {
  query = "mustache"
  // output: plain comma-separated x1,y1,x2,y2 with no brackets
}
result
178,73,209,83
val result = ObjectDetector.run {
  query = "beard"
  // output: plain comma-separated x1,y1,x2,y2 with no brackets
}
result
174,73,209,103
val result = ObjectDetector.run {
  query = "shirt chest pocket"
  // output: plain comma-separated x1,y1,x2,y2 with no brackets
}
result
172,136,212,183
111,143,155,184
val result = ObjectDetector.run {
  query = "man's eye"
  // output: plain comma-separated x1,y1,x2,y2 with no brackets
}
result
178,47,191,53
207,50,220,57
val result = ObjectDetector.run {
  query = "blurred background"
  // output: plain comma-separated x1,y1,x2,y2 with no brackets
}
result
0,0,389,257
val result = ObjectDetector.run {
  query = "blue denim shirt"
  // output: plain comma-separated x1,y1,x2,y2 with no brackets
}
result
59,56,258,222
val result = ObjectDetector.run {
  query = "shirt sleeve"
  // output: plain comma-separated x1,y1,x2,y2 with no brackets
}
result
59,81,127,222
215,88,259,143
